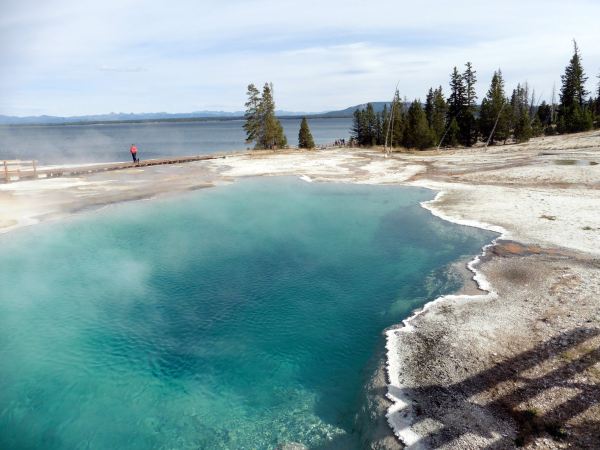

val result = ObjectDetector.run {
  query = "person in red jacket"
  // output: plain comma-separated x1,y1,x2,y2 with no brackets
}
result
130,144,138,163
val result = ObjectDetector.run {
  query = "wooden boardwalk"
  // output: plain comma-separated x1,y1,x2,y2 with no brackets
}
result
2,153,231,183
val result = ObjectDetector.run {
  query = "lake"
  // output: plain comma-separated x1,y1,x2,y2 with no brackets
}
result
0,118,353,165
0,177,495,449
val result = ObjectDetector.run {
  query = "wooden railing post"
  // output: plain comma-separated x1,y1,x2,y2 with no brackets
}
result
3,160,7,182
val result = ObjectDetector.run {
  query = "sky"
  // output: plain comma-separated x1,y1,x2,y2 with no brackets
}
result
1,0,600,117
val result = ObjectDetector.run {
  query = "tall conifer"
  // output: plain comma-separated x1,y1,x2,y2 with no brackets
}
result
536,101,552,127
243,84,261,144
446,118,460,147
351,103,378,146
425,88,435,127
558,40,593,133
259,83,287,149
461,62,478,146
447,67,465,124
351,109,364,144
511,84,532,142
298,117,315,149
243,82,287,149
364,103,377,146
375,111,384,145
403,100,434,150
425,87,447,144
479,70,510,144
389,91,405,147
447,66,475,146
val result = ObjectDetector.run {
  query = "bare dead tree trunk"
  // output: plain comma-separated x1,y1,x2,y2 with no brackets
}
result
530,91,544,126
437,117,453,151
385,105,393,155
384,82,399,155
485,103,507,148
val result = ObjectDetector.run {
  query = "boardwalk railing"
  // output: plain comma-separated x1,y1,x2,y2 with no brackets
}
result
1,153,232,184
3,160,38,182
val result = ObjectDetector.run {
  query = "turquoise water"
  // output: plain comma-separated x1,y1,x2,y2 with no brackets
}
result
0,178,494,449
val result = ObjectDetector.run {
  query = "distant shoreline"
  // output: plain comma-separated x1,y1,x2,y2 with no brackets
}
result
0,114,354,128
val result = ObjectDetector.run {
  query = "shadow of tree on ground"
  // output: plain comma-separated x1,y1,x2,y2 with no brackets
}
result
388,327,600,448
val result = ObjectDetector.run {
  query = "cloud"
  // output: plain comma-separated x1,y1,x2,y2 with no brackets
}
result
98,65,146,73
1,0,599,115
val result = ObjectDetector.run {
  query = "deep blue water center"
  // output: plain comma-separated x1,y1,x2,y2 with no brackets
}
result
0,178,494,449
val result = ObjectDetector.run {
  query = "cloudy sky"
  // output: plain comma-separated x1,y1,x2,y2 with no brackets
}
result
1,0,600,116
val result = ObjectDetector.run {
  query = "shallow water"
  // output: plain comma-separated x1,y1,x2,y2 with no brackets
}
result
0,178,495,449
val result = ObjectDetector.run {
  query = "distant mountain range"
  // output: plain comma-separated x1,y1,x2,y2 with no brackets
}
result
0,103,393,125
315,102,392,117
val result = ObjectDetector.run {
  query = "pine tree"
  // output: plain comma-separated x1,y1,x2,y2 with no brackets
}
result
460,62,478,146
558,40,593,133
446,117,460,147
243,84,261,144
403,100,434,150
351,103,378,146
511,84,532,142
364,103,377,146
446,66,475,147
298,117,315,149
515,112,532,142
243,82,288,150
425,88,435,128
375,111,384,145
382,90,405,148
529,88,544,137
447,67,465,126
257,83,287,149
425,87,447,144
390,91,405,147
479,70,510,144
352,108,366,145
536,101,552,127
280,124,288,147
531,116,544,137
432,87,447,144
540,84,557,135
258,82,275,148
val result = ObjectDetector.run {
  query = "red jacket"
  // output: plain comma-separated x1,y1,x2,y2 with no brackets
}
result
130,145,138,154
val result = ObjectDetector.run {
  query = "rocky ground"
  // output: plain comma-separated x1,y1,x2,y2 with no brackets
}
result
1,130,599,449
